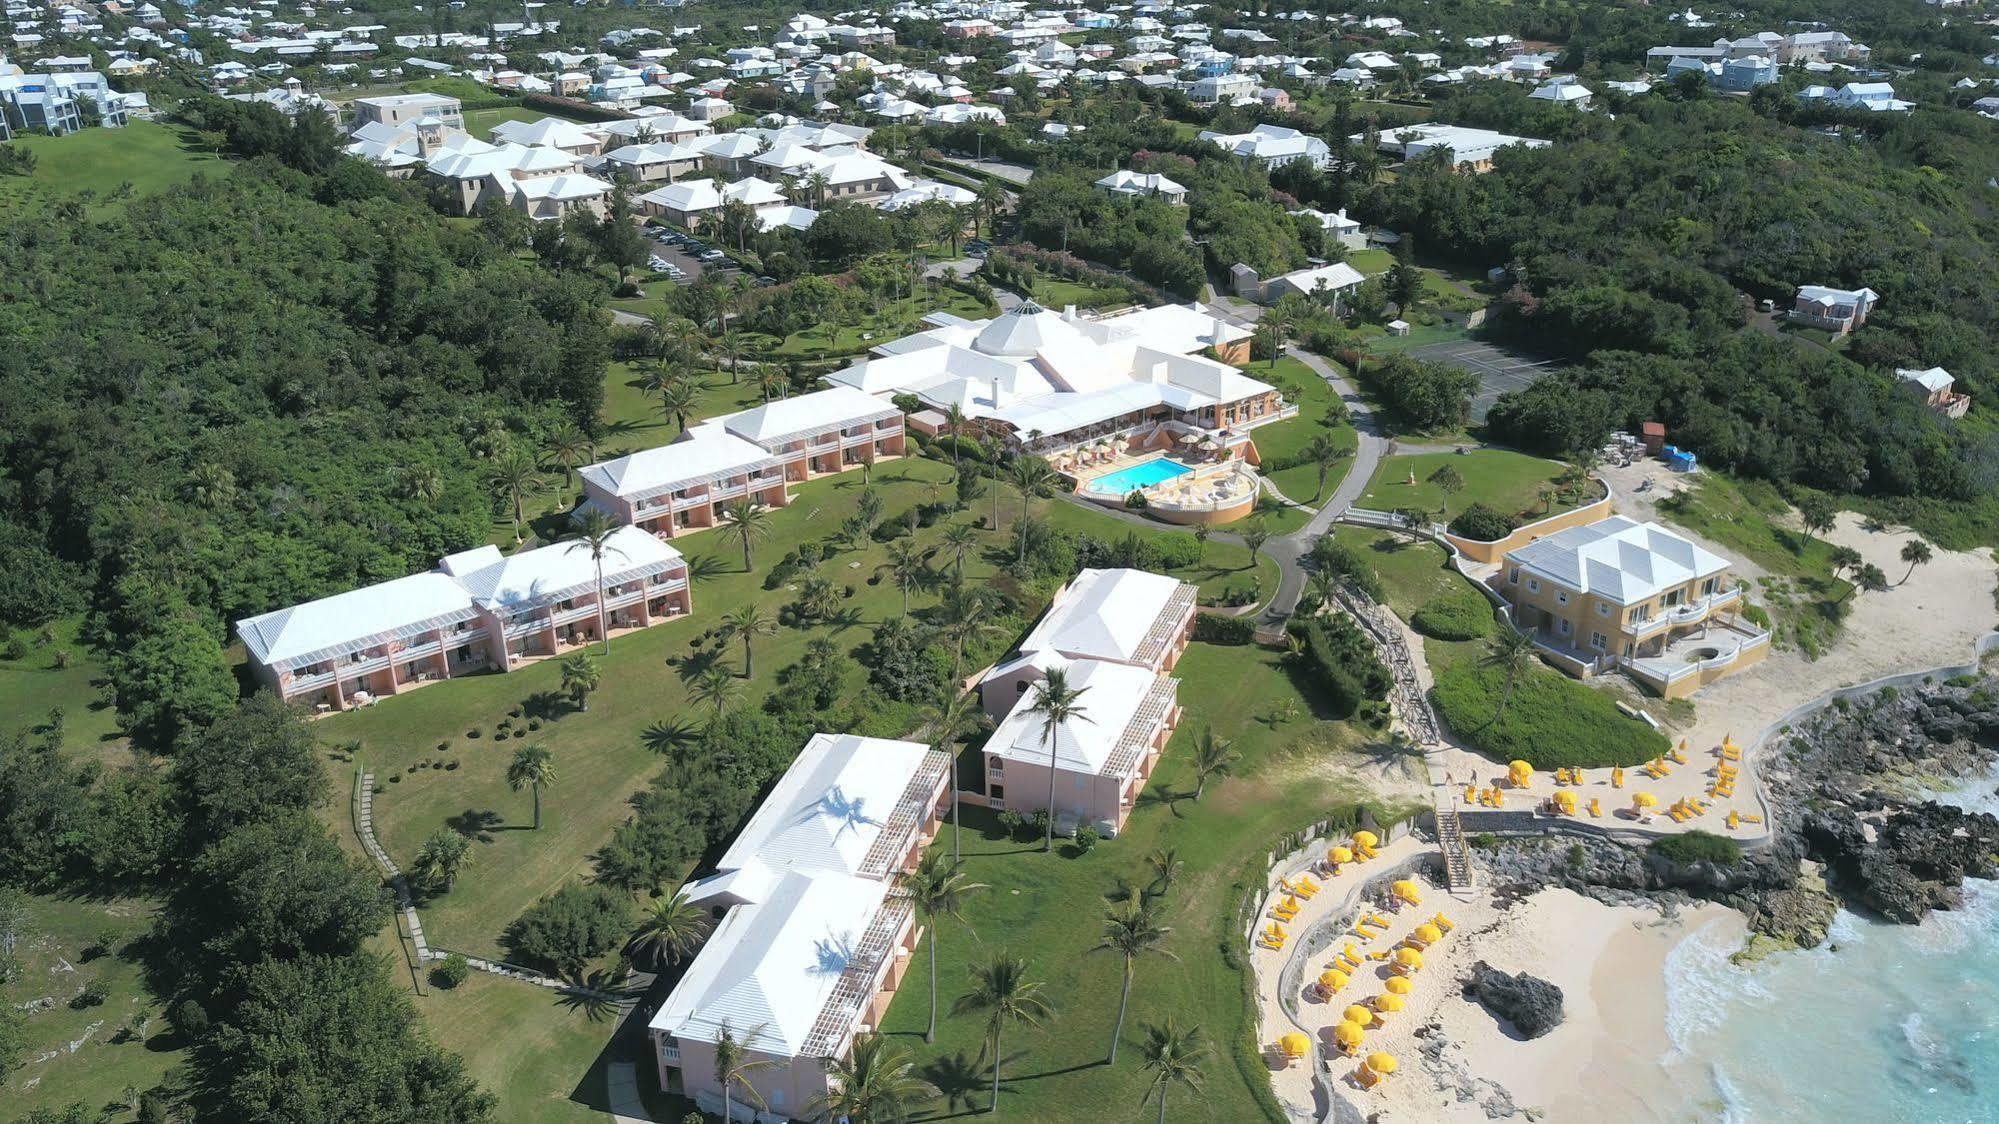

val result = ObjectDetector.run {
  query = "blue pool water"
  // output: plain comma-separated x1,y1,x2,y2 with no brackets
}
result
1086,457,1193,495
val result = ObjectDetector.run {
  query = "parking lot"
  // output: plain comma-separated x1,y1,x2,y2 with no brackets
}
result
1406,339,1562,421
645,230,747,286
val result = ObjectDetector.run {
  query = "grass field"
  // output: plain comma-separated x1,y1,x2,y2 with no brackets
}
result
1033,277,1135,311
1360,450,1575,525
759,287,997,358
0,896,184,1124
0,122,227,214
1245,355,1360,508
875,641,1409,1121
409,972,634,1124
0,616,125,759
1654,474,1850,658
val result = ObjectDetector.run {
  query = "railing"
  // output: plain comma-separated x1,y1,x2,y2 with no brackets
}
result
338,651,391,676
1630,587,1740,639
1622,628,1770,687
503,614,549,638
286,666,339,691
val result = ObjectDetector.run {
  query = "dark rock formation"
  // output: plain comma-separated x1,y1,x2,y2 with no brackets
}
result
1463,961,1564,1039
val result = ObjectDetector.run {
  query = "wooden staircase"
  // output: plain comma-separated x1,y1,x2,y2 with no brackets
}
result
1434,798,1475,893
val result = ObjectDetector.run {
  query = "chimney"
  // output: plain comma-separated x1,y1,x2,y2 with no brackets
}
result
1063,303,1077,320
1212,314,1230,350
988,377,1002,406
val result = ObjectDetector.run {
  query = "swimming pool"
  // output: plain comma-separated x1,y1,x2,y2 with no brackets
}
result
1085,457,1194,495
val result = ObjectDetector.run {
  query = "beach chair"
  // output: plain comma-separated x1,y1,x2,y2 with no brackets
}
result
1668,807,1689,823
1740,813,1763,825
1720,745,1741,762
1432,913,1455,933
1611,767,1625,789
1299,876,1323,895
1727,810,1741,830
1588,797,1603,817
1670,748,1688,765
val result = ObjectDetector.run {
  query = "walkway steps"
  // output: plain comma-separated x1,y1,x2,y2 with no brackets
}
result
1433,799,1476,894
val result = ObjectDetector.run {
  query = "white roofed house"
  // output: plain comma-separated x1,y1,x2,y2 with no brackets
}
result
1365,124,1550,173
1495,516,1767,699
649,733,951,1120
578,386,906,540
1291,206,1366,250
637,175,787,226
1197,122,1330,169
598,139,706,185
424,142,612,219
1894,366,1970,419
973,568,1196,835
237,527,691,713
489,114,604,155
348,91,462,130
1095,168,1187,204
1788,283,1878,335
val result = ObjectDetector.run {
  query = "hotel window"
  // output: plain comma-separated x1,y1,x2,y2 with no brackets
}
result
1527,579,1540,593
1555,591,1568,605
1558,618,1572,636
1589,632,1607,651
1508,568,1519,585
1702,578,1717,597
1595,603,1610,617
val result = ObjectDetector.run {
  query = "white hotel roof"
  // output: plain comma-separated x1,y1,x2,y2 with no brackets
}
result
237,571,475,665
439,525,682,611
988,658,1161,773
579,387,896,502
1017,567,1191,665
1507,516,1731,605
652,734,938,1058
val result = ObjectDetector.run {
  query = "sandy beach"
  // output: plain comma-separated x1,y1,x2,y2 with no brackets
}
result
1330,887,1742,1123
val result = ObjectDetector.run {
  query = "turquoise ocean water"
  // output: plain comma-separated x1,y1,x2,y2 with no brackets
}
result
1661,775,1999,1123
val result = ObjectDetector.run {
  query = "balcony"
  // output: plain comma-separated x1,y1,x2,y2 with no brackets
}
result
286,666,339,692
551,602,600,627
1628,587,1740,640
503,614,549,639
337,651,391,677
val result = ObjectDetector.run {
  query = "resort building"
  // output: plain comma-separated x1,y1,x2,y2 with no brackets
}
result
348,91,463,130
974,568,1195,835
579,386,905,540
1362,124,1550,172
649,733,951,1121
829,302,1282,523
1789,283,1878,335
1493,516,1768,699
237,526,691,713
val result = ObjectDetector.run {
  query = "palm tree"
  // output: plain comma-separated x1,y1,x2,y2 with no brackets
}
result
1192,523,1210,560
723,499,772,571
656,378,698,435
1144,848,1182,896
976,179,1008,237
1028,667,1091,853
923,685,982,862
1188,728,1239,801
1094,903,1177,1064
506,743,556,830
545,421,590,493
559,653,601,711
943,403,969,478
713,1020,779,1124
566,507,626,653
878,539,929,617
953,953,1054,1113
627,891,708,969
936,583,996,676
411,826,471,892
716,331,749,382
691,664,742,719
718,603,777,677
809,1033,932,1123
1797,494,1837,540
1899,538,1933,585
906,853,988,1042
401,463,445,504
1138,1018,1209,1124
1304,433,1344,502
756,364,788,403
1845,561,1890,602
1482,627,1539,724
489,449,537,544
1829,544,1864,580
1006,457,1057,559
939,520,979,583
805,170,832,209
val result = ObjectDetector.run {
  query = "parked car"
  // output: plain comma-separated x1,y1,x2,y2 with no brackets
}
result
647,255,671,271
698,249,727,263
755,275,777,287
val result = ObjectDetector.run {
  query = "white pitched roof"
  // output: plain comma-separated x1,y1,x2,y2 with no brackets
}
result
236,571,475,665
490,115,599,148
579,422,781,502
1506,516,1731,604
988,658,1160,773
1018,567,1189,664
709,733,936,878
1897,366,1954,392
442,526,682,611
719,385,899,444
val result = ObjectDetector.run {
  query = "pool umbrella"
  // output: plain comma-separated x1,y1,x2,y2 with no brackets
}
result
1333,1021,1365,1048
1342,1005,1374,1028
1279,1032,1310,1059
1413,923,1443,945
1365,1052,1398,1076
1384,976,1413,996
1374,992,1406,1013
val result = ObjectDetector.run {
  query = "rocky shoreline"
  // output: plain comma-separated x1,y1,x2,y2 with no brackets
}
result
1471,678,1999,949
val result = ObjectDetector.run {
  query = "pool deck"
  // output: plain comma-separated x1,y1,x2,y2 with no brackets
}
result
1083,453,1195,495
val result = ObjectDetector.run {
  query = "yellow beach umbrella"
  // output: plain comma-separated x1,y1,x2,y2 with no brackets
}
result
1353,830,1378,849
1414,923,1443,945
1333,1020,1366,1047
1343,1005,1375,1028
1329,846,1354,864
1383,975,1413,996
1374,992,1406,1013
1279,1032,1310,1059
1319,969,1349,990
1632,791,1659,810
1395,947,1423,970
1507,759,1533,787
1391,879,1421,902
1553,790,1578,814
1365,1052,1398,1076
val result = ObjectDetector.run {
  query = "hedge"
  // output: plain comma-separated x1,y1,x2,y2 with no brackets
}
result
1430,659,1667,768
1193,612,1256,645
1447,501,1516,542
1411,588,1497,641
1289,616,1390,719
1650,830,1743,867
1312,538,1387,604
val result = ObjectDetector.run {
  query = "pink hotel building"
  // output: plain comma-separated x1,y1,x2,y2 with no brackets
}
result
649,733,951,1120
236,526,690,712
579,386,905,539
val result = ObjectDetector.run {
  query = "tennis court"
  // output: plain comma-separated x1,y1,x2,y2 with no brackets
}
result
1407,339,1562,421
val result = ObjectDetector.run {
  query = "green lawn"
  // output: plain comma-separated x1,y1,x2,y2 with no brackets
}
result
1345,248,1393,275
1033,277,1134,311
1244,355,1360,507
756,287,997,358
1336,528,1472,620
0,122,227,214
1653,474,1850,658
0,616,125,761
1041,499,1280,605
461,106,567,141
877,641,1410,1121
1360,450,1575,525
409,972,635,1124
0,895,184,1124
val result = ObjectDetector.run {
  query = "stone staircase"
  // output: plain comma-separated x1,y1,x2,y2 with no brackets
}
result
1433,799,1476,893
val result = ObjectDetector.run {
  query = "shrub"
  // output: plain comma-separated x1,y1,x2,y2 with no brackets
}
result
1073,825,1100,853
1650,830,1742,867
1411,588,1496,641
72,978,109,1009
432,952,471,989
1288,616,1391,719
505,882,634,976
1448,502,1517,542
1193,612,1256,645
1430,658,1667,768
1312,538,1386,603
1123,489,1149,509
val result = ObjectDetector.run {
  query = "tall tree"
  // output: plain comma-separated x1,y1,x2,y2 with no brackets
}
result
718,603,778,678
506,744,557,830
691,664,742,718
565,507,626,653
922,685,981,862
939,520,979,583
1137,1018,1209,1124
1188,727,1239,801
490,449,537,544
626,891,708,970
1027,667,1092,853
1006,457,1057,559
906,853,987,1043
1482,628,1539,724
808,1033,932,1124
1899,538,1933,585
1305,433,1345,502
952,953,1054,1113
723,499,772,571
1094,903,1177,1064
560,653,601,711
713,1020,779,1124
412,826,472,893
878,539,929,617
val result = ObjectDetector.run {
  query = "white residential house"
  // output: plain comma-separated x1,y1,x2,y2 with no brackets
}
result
348,91,462,130
1789,284,1878,334
1095,168,1187,204
1291,207,1366,250
1197,123,1330,169
1365,124,1550,172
